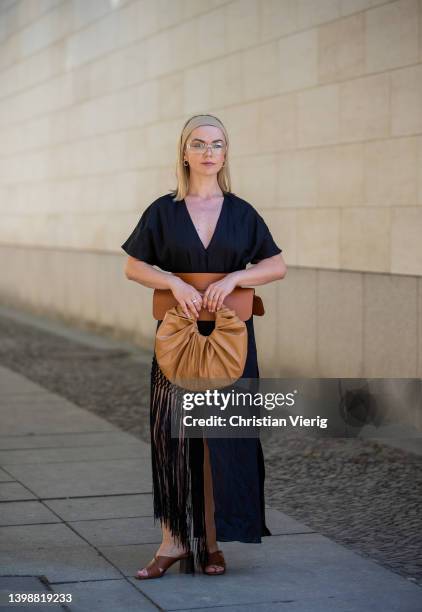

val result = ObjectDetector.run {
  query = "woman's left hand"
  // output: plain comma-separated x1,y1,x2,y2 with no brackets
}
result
202,272,240,312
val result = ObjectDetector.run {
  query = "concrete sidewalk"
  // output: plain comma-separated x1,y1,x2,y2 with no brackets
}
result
1,365,421,612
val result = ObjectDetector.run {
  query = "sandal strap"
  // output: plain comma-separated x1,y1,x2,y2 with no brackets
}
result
138,556,162,578
206,549,225,567
139,552,191,578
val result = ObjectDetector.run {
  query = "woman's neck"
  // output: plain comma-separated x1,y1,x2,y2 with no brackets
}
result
187,178,222,199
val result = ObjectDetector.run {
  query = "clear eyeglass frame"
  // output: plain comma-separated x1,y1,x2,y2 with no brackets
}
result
186,141,226,154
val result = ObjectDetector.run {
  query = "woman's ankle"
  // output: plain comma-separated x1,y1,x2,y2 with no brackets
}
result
206,542,219,553
157,541,190,556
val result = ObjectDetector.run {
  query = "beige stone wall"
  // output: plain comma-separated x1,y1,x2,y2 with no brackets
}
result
0,0,421,375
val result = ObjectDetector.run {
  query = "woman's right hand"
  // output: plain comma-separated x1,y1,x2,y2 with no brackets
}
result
168,276,203,319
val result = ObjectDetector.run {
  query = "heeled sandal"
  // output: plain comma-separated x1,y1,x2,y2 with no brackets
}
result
204,549,226,575
135,551,194,580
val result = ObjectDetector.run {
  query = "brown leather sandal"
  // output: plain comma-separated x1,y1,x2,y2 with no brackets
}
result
135,551,194,579
204,549,226,575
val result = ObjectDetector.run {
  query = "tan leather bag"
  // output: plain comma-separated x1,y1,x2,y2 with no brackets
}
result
153,272,265,390
153,272,265,321
155,302,247,391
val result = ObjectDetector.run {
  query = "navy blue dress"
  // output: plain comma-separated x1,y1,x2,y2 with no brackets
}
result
121,191,282,571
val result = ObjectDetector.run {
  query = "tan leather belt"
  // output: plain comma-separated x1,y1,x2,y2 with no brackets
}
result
153,272,265,321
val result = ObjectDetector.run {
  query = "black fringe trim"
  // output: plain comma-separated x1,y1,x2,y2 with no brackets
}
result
150,353,208,574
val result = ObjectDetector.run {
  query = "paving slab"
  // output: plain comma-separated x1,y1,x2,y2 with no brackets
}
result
1,545,122,583
1,400,116,436
0,522,93,551
0,431,143,451
0,367,48,395
44,493,154,521
264,507,314,535
0,467,13,481
0,500,61,526
0,481,37,502
51,578,157,612
2,459,152,498
0,442,150,465
0,576,64,611
69,516,163,548
0,393,64,406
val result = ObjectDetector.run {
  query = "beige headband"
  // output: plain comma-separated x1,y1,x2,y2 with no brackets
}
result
181,115,226,146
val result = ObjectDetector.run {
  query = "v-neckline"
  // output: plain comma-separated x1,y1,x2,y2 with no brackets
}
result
182,194,226,252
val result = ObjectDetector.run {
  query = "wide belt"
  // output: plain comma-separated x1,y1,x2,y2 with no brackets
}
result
152,272,265,321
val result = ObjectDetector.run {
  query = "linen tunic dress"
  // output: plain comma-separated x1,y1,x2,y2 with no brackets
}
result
121,190,282,572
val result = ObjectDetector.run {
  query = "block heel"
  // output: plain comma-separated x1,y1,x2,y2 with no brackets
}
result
179,552,195,573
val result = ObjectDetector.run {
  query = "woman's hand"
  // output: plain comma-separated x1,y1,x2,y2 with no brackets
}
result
202,272,240,312
168,276,203,319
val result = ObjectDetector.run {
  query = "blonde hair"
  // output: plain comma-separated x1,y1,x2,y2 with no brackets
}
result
169,114,232,201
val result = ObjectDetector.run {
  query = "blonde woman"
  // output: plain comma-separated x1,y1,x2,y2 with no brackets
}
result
121,114,286,578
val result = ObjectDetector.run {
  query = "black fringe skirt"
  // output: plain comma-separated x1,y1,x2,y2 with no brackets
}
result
150,316,272,574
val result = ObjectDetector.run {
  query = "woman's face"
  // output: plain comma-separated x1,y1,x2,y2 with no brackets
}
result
183,125,226,178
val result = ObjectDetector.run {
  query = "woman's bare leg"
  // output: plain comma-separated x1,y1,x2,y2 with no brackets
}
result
203,438,224,573
156,523,190,556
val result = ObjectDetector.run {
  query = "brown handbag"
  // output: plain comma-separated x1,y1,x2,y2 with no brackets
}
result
154,302,248,391
153,272,264,390
153,272,265,321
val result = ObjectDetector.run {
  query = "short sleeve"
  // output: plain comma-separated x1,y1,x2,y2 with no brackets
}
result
249,209,282,264
121,204,158,265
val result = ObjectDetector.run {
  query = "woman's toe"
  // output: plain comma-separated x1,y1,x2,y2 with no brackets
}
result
137,568,148,577
206,564,223,573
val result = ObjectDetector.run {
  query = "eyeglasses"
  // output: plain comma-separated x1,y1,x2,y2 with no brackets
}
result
186,141,226,154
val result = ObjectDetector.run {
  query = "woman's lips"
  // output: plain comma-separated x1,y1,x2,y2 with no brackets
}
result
202,162,215,165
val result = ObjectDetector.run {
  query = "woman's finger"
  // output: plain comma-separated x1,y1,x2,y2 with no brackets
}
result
216,292,226,310
187,298,199,318
193,294,202,312
179,300,190,318
209,291,220,312
206,292,216,311
203,284,217,309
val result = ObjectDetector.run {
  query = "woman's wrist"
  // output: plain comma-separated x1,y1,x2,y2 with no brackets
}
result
165,273,184,291
165,271,245,291
230,270,245,287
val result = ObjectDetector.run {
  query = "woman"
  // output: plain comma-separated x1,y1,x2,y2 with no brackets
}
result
121,114,286,578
